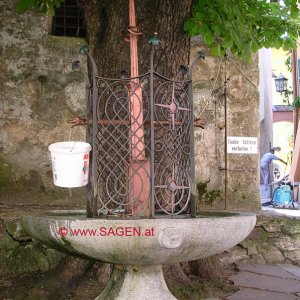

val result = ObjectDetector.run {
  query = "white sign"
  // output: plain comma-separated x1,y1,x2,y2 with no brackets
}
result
227,136,257,154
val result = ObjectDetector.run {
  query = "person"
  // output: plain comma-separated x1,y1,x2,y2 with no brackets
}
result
260,147,287,190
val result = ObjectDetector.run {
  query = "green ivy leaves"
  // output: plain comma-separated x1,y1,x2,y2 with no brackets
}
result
184,0,300,61
15,0,300,62
16,0,63,16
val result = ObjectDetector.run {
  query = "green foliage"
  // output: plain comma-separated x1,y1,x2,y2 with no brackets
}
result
184,0,300,60
284,53,292,72
282,88,293,105
16,0,300,61
16,0,63,15
196,180,221,207
293,96,300,108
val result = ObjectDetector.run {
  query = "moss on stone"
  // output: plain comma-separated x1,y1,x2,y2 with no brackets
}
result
0,241,66,277
0,157,17,192
42,35,86,51
247,227,269,243
3,218,17,236
0,232,19,250
4,45,23,60
65,70,86,83
2,218,29,240
261,219,284,233
10,72,32,82
45,248,65,269
0,220,64,277
0,245,49,276
282,219,300,235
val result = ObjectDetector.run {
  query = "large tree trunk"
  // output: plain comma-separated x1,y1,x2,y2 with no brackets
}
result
77,0,193,78
76,0,195,218
75,0,196,287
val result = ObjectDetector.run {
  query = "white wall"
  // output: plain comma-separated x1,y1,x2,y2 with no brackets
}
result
259,48,273,156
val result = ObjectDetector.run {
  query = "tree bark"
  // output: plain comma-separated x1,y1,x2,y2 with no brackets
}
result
74,0,197,285
77,0,193,78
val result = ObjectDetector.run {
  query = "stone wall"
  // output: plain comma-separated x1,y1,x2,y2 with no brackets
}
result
0,212,65,278
0,1,87,206
0,2,261,210
191,38,261,211
220,212,300,266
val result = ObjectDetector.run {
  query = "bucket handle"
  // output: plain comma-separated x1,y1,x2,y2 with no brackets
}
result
68,126,78,153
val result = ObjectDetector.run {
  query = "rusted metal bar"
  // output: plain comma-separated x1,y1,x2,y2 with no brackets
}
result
68,118,205,128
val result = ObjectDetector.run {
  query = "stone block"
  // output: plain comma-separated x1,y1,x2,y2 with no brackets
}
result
45,248,65,269
0,218,5,238
4,218,29,241
282,222,300,235
219,246,249,265
246,227,268,241
247,244,258,255
259,245,285,264
274,236,300,251
248,254,265,264
284,250,300,263
262,222,283,233
240,240,258,255
0,231,19,250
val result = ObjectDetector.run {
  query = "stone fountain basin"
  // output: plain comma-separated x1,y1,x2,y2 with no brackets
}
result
21,210,256,265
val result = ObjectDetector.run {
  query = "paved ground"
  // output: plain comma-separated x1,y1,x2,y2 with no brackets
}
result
226,263,300,300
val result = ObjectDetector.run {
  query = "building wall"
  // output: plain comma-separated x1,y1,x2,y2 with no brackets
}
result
258,48,273,161
0,1,87,206
191,39,261,211
0,2,261,211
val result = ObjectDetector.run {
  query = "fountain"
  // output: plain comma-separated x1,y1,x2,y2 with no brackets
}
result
21,1,256,299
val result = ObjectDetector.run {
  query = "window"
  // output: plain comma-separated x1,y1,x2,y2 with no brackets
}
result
52,0,86,38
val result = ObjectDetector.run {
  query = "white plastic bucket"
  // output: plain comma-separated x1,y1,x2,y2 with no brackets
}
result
48,141,92,188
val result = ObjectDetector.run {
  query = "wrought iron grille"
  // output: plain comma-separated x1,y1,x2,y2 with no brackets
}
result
75,44,200,218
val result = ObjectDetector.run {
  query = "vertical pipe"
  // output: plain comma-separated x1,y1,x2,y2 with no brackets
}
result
128,0,145,160
224,57,228,210
77,6,80,37
188,59,198,216
128,0,150,217
150,45,155,218
85,51,99,217
63,1,66,36
82,67,92,216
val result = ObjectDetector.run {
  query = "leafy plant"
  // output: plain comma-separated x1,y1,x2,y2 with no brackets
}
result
293,96,300,108
15,0,300,61
282,88,293,105
196,180,221,207
284,53,292,73
16,0,63,15
184,0,300,61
